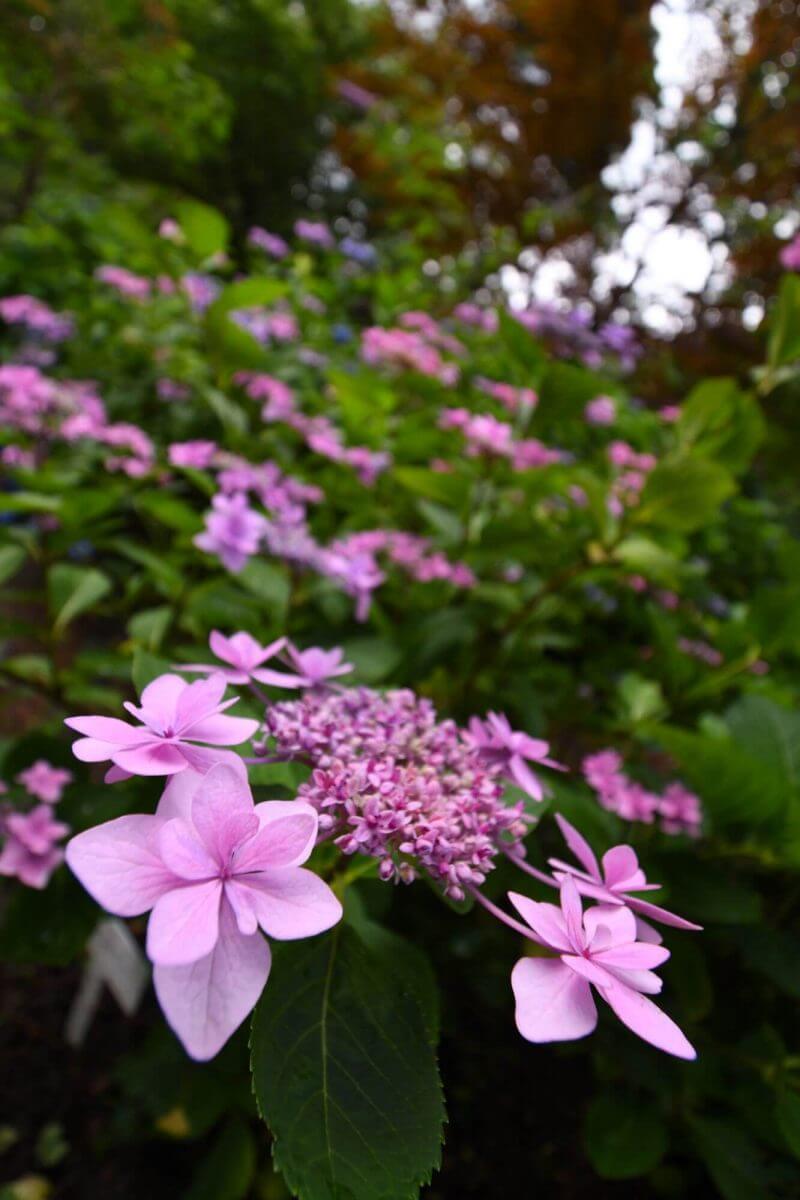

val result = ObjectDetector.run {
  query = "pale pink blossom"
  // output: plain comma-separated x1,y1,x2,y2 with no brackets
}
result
168,441,218,469
549,815,702,941
509,877,695,1058
195,492,268,573
467,712,564,801
180,631,298,689
65,674,259,778
0,805,69,889
585,395,616,426
66,760,342,1058
280,644,354,689
16,760,73,804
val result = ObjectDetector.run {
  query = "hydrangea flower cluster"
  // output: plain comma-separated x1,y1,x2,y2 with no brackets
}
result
440,406,566,469
236,372,391,485
583,750,702,836
0,294,74,342
56,637,700,1063
266,686,534,897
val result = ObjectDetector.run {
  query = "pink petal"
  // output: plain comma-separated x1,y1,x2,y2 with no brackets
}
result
157,768,204,822
66,815,177,916
602,966,663,995
225,878,260,935
559,877,586,951
174,675,227,730
153,901,271,1060
584,903,637,949
239,801,319,870
64,716,143,745
511,957,597,1043
191,762,258,865
139,674,188,723
554,814,600,880
251,667,305,688
147,879,222,966
602,845,645,890
561,954,620,990
183,714,259,745
235,868,342,940
105,765,133,784
600,983,696,1059
112,742,189,776
71,737,124,763
158,820,219,881
627,895,703,931
509,755,543,801
593,942,670,970
209,630,235,664
634,917,664,945
508,892,572,951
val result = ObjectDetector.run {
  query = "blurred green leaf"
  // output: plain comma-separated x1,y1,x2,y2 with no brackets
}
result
584,1094,667,1179
48,565,111,633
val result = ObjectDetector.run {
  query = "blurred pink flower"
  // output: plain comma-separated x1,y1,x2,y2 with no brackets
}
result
16,760,73,804
181,631,297,689
0,805,69,889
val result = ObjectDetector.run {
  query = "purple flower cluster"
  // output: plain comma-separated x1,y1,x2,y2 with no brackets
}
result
266,686,531,898
515,304,641,371
583,750,702,836
0,295,73,342
440,407,566,470
237,372,391,486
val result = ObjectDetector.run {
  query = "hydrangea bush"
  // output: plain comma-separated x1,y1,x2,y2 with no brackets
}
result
2,205,800,1196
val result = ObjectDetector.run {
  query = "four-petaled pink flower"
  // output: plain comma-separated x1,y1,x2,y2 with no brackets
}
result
66,760,342,1059
65,674,259,778
0,805,70,889
280,644,354,689
467,712,564,801
16,760,73,804
509,877,695,1059
549,814,702,942
180,631,298,688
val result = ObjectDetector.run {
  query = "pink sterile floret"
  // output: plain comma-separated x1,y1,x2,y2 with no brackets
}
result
66,760,342,1059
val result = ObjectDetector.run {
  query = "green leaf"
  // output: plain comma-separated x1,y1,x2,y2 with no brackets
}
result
394,466,468,506
342,636,402,684
724,695,800,792
250,925,444,1200
616,673,666,724
48,564,112,633
0,544,25,584
127,606,173,651
638,457,736,532
612,536,682,586
237,559,290,621
777,1091,800,1159
136,491,203,534
677,378,764,474
183,1119,256,1200
690,1116,771,1200
647,725,789,830
132,648,172,694
768,274,800,369
175,199,229,258
583,1095,667,1179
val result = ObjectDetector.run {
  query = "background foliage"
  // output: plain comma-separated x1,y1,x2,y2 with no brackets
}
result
1,2,800,1198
